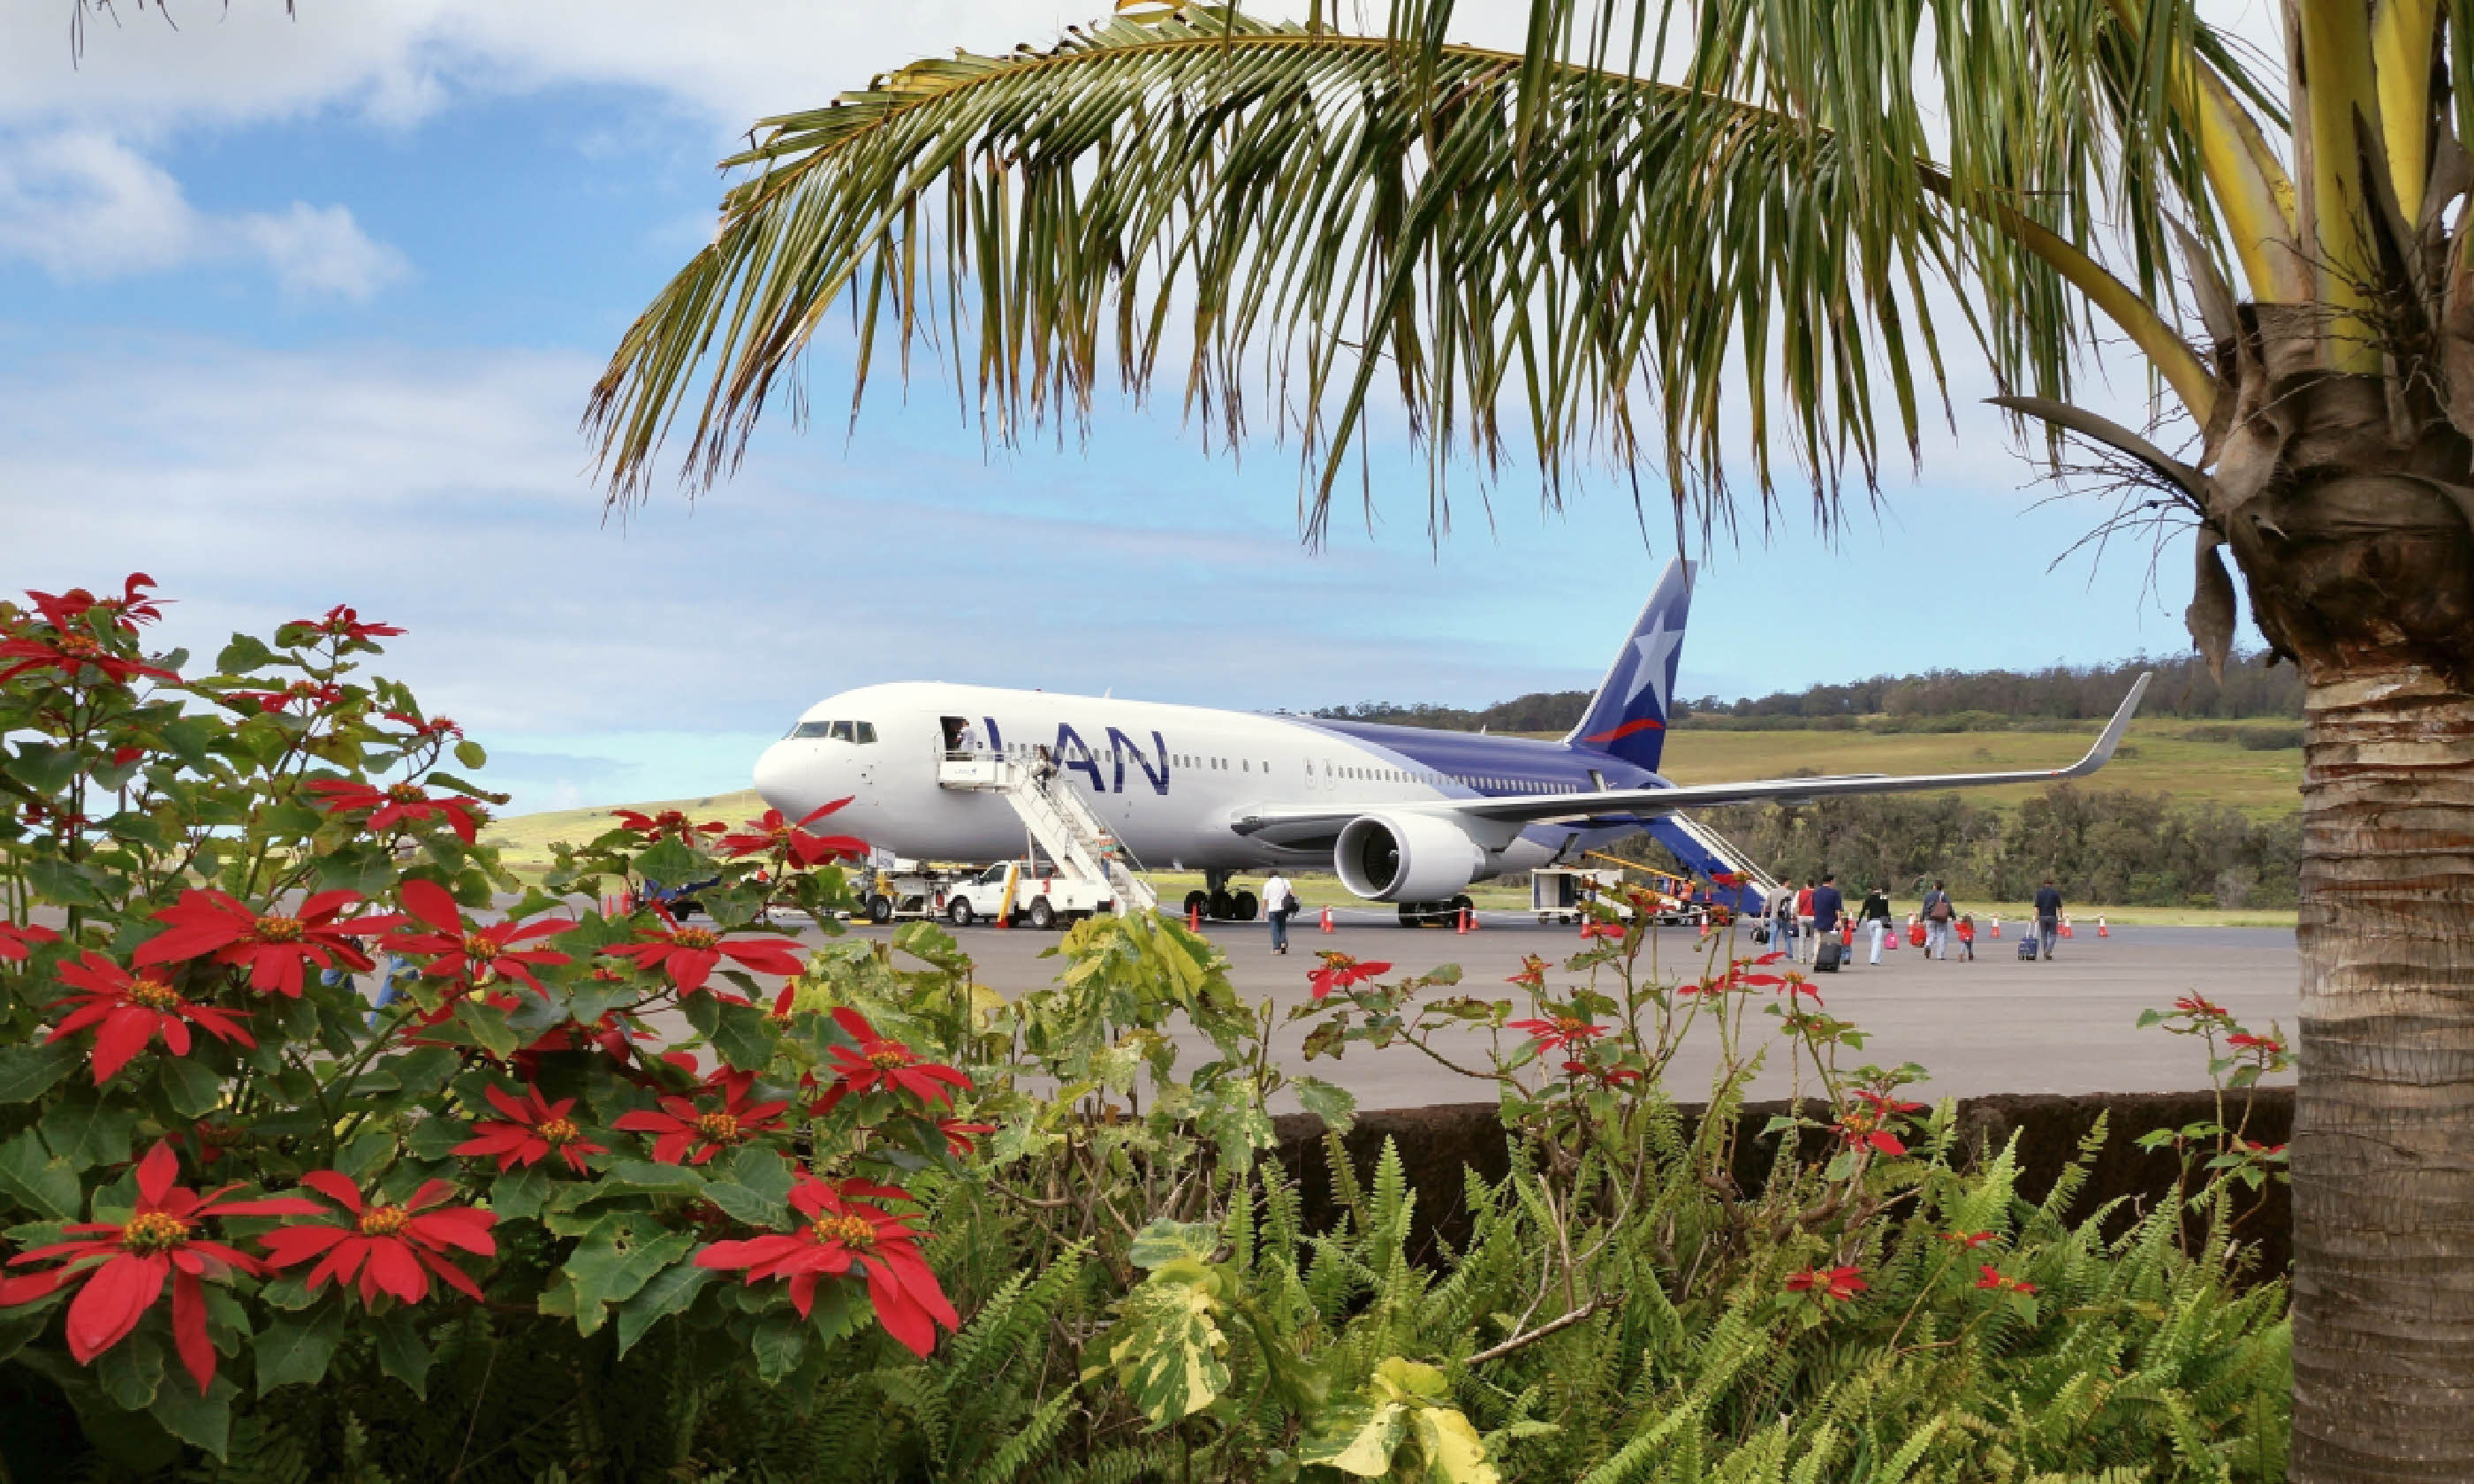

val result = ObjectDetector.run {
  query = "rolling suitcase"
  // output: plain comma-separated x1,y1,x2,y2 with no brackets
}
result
2016,935,2038,961
1813,940,1843,973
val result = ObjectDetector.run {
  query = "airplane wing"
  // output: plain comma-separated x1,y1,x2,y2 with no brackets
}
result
1231,671,2150,838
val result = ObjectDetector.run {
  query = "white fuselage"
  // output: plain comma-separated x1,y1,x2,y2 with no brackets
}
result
750,681,1653,882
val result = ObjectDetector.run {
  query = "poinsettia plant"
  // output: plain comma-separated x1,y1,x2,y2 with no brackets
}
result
0,576,985,1458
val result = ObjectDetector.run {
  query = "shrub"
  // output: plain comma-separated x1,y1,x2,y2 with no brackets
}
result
0,578,2291,1481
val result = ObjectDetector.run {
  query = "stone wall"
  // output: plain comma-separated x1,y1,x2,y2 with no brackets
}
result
1271,1087,2292,1276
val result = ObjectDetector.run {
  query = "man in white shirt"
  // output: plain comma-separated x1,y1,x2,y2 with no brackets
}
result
1262,871,1298,954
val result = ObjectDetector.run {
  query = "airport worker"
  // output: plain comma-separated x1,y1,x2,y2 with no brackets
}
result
1810,874,1844,964
1264,869,1297,955
1859,884,1893,964
2033,878,2064,960
1922,879,1957,960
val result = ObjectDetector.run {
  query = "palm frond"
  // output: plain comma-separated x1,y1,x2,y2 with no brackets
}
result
587,0,2267,538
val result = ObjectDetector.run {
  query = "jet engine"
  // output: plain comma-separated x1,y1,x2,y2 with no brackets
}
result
1333,813,1487,901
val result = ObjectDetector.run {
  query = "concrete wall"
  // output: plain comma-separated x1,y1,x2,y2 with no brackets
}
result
1271,1087,2292,1276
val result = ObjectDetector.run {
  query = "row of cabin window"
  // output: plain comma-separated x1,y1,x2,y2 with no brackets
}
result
786,720,878,743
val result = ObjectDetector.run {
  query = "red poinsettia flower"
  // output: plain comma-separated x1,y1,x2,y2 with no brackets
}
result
601,905,806,997
694,1173,960,1358
1308,954,1393,1001
383,709,462,738
291,604,404,642
27,575,167,632
1940,1230,1996,1248
1974,1265,2037,1294
0,626,181,688
1509,1015,1605,1056
718,799,869,867
1506,955,1548,991
611,1070,790,1165
133,888,403,998
223,680,345,716
2234,1137,2288,1158
452,1083,607,1175
611,808,725,844
816,1008,971,1111
1835,1089,1926,1158
1561,1060,1643,1088
1577,919,1628,942
50,952,254,1084
251,1172,496,1308
0,921,57,963
2173,994,2229,1018
0,1141,316,1394
305,777,483,844
934,1118,997,1157
383,879,575,996
2226,1032,2286,1055
1784,1265,1867,1302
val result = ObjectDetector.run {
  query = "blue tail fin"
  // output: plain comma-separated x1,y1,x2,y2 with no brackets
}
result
1563,559,1692,772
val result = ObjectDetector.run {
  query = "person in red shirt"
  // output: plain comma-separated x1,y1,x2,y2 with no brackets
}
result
1794,880,1817,963
1954,913,1977,961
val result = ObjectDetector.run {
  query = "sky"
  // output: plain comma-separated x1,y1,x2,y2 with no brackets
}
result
0,0,2252,814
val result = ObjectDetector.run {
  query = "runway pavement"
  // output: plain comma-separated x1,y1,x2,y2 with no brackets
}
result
813,912,2298,1111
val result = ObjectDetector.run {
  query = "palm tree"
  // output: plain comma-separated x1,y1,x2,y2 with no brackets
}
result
587,3,2474,1473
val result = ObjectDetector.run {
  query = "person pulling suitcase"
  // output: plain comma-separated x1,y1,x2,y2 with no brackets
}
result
1810,874,1845,973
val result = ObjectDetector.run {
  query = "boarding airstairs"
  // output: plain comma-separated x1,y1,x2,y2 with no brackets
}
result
934,753,1160,915
1646,814,1780,912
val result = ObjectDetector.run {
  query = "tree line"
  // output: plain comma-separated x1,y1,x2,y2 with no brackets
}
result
1316,648,2304,734
1622,784,2302,911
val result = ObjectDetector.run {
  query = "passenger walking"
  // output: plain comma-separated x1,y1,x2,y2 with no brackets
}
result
1859,883,1893,964
1810,874,1844,966
1922,879,1957,961
2033,878,2064,960
1768,883,1798,955
1954,913,1977,961
1795,878,1818,963
1264,870,1298,955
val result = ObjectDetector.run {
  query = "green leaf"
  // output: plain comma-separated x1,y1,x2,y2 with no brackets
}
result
370,1309,430,1398
594,1160,708,1200
253,1308,345,1394
634,838,698,886
752,1311,809,1382
148,1374,236,1460
556,1211,696,1336
215,634,274,674
25,857,108,909
709,1001,778,1071
454,739,489,770
489,1165,551,1223
1411,1405,1499,1484
95,1329,166,1411
1129,1219,1218,1269
616,1261,715,1358
0,1041,79,1104
451,998,520,1061
156,1056,226,1120
0,1129,83,1220
1107,1276,1229,1425
701,1180,786,1227
1300,1398,1407,1476
1294,1077,1357,1136
41,1094,135,1171
725,1145,793,1203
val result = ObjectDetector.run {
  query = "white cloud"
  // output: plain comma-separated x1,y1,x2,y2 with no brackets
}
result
0,130,406,298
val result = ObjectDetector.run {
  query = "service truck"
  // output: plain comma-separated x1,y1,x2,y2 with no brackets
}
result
940,859,1114,929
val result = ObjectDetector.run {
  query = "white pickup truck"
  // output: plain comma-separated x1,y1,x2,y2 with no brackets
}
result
941,860,1114,929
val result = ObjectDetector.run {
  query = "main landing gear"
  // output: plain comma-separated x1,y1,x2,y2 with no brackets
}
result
1397,894,1476,928
1184,870,1260,922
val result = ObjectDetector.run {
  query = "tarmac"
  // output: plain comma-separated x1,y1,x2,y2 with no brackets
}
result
814,912,2299,1111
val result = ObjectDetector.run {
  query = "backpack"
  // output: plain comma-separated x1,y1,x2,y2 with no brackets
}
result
1926,893,1954,923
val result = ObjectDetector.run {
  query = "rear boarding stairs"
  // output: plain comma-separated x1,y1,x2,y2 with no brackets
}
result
934,753,1161,916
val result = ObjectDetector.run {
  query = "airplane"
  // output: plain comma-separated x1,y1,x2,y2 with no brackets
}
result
750,560,2151,925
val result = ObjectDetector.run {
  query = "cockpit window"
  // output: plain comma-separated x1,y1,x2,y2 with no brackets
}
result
854,722,877,744
828,721,855,742
786,720,831,739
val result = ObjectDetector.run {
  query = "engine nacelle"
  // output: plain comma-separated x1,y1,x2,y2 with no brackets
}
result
1333,813,1487,902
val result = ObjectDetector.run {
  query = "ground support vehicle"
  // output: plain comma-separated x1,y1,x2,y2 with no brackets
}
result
941,859,1113,929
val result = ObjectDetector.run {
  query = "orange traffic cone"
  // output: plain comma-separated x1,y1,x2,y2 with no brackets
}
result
1989,916,2002,938
1320,906,1335,934
2097,915,2109,937
2059,916,2075,939
1456,906,1470,935
1468,906,1481,932
1188,902,1202,931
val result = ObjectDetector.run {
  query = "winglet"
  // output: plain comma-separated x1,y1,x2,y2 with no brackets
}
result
2055,671,2151,779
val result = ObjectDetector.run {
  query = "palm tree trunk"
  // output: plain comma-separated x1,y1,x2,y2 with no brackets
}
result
2292,662,2474,1480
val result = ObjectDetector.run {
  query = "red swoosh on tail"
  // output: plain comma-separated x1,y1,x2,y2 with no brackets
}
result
1583,718,1666,744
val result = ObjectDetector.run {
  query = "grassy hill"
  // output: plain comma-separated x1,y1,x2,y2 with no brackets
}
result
483,790,765,874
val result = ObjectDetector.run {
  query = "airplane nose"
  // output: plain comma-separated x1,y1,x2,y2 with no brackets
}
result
752,741,811,814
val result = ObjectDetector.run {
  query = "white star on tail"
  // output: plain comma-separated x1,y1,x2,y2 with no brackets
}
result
1620,617,1683,720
